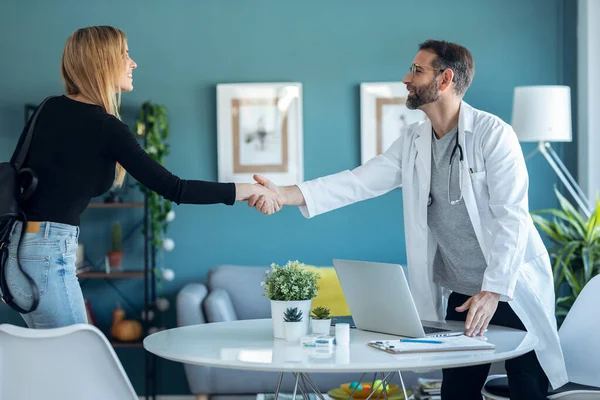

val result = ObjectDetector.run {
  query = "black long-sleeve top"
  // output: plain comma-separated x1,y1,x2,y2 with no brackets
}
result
19,95,235,226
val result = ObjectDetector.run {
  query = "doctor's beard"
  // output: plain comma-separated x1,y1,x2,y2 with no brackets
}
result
406,78,440,110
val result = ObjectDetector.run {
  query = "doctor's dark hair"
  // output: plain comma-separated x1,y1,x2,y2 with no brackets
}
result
419,40,475,97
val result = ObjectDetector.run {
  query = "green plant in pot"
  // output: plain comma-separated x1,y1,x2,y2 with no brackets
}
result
310,306,332,335
262,260,320,339
531,187,600,325
283,306,304,342
107,222,123,270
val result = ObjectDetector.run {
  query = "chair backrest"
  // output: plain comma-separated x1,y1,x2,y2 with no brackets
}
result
558,274,600,388
0,323,137,400
207,265,272,320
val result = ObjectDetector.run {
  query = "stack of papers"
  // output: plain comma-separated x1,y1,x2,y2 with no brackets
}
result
413,378,442,400
368,335,495,354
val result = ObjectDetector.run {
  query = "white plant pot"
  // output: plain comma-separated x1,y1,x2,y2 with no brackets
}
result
270,299,311,339
311,318,332,335
284,321,304,342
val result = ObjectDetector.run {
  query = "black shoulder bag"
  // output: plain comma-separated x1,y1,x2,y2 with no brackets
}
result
0,96,54,314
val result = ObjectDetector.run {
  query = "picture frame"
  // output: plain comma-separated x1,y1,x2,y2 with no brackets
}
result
360,82,426,164
217,83,303,186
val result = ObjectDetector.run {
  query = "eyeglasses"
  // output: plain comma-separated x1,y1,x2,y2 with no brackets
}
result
408,63,446,77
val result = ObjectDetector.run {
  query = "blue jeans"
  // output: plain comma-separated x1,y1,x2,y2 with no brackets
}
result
3,221,87,328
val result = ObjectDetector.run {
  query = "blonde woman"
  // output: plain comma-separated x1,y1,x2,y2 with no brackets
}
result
3,26,281,329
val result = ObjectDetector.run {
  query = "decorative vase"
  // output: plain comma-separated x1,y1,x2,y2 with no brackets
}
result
284,321,305,342
270,299,311,339
107,251,123,269
311,318,332,335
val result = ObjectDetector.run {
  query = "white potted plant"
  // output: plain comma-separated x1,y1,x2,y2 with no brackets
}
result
262,260,320,339
283,307,304,342
310,306,332,335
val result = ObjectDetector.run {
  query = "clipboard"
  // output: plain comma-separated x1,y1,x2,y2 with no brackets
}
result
367,336,496,354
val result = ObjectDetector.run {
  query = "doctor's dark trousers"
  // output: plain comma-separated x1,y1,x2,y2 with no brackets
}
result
441,292,549,400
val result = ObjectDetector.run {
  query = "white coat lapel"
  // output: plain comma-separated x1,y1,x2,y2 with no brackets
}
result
413,120,432,229
414,120,432,190
458,103,488,259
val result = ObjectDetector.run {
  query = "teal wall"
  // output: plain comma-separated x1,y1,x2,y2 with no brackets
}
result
0,0,576,395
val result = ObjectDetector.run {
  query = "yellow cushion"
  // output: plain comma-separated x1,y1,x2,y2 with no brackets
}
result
306,266,350,316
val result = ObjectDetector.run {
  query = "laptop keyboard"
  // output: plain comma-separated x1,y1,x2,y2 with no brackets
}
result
423,325,451,334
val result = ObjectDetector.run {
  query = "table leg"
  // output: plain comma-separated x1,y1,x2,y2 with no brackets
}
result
345,372,367,399
397,371,409,400
292,373,299,400
274,371,284,400
380,372,389,400
364,371,395,400
301,375,312,400
301,373,327,400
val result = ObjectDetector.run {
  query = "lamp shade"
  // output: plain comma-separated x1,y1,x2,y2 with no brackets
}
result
511,85,572,142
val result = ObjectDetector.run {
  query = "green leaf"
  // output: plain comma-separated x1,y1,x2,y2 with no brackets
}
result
552,241,579,290
532,215,564,242
582,247,593,283
555,188,586,229
556,296,574,306
563,265,582,296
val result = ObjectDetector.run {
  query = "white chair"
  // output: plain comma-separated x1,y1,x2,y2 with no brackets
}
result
0,323,138,400
482,274,600,399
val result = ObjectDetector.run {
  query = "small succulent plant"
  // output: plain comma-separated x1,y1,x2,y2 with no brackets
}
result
310,306,331,320
283,307,303,322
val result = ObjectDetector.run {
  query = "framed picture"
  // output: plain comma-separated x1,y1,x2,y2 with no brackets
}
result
360,82,426,164
217,83,303,186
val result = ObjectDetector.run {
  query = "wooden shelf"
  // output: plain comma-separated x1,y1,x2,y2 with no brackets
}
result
87,202,144,208
111,340,144,348
77,271,145,279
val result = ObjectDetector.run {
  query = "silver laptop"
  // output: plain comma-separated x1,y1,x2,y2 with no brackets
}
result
332,259,464,338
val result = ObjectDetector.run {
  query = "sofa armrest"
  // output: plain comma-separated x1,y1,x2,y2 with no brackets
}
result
204,288,238,322
176,283,208,327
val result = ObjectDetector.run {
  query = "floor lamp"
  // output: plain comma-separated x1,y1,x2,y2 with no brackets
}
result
512,85,591,217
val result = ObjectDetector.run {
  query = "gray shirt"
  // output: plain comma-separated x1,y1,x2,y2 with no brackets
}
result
427,126,488,296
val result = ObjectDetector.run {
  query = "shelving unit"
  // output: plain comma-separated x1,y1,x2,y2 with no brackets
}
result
79,198,158,400
77,271,145,279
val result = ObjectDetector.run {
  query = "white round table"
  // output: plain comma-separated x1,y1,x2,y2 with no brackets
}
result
144,319,537,399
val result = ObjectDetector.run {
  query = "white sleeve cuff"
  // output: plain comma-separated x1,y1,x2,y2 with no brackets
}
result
297,182,315,219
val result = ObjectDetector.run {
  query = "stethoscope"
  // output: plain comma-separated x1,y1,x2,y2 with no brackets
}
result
427,129,464,207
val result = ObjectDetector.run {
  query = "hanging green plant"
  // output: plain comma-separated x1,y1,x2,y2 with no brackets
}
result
135,101,172,249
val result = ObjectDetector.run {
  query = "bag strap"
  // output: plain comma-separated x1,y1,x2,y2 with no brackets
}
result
0,216,39,314
0,96,55,314
11,96,56,170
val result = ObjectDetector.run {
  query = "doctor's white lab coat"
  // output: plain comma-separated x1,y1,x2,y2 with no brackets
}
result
297,101,568,389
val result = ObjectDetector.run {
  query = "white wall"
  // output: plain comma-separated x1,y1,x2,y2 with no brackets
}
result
578,0,600,202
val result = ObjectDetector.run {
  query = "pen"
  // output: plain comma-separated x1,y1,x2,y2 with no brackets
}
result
399,339,443,344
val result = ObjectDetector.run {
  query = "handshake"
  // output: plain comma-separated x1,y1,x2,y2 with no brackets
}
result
235,174,286,215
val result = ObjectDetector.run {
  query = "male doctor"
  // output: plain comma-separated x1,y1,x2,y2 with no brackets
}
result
249,40,567,399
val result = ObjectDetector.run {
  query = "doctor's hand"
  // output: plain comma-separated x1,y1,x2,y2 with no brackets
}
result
455,291,500,337
235,183,282,215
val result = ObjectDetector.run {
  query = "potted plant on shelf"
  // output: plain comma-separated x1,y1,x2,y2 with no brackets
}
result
262,260,320,339
310,306,332,335
283,307,304,342
107,222,123,270
531,187,600,326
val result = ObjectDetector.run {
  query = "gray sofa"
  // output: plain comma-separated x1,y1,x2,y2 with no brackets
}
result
176,264,442,397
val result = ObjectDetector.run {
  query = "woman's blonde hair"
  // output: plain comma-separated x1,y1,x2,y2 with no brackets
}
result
61,26,128,187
